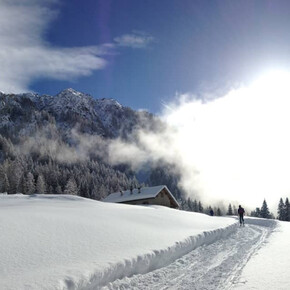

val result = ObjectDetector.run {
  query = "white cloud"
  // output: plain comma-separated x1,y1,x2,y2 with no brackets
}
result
108,70,290,212
0,1,155,93
114,31,154,48
0,0,106,93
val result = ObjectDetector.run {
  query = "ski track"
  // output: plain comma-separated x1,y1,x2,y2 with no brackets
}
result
101,224,271,290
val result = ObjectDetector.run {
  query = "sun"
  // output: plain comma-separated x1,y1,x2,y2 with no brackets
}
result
250,69,290,95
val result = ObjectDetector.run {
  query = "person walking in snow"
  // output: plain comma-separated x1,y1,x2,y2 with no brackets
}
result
238,205,245,226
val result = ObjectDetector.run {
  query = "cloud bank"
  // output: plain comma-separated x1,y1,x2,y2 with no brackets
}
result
108,71,290,211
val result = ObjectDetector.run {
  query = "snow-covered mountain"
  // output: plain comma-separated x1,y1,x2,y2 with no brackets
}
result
0,88,158,139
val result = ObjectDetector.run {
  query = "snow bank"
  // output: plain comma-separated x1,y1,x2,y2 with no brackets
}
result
0,195,236,289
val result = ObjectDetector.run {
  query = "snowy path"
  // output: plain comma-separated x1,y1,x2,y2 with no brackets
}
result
101,224,271,290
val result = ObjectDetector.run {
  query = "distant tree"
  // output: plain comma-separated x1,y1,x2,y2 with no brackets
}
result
260,199,270,219
55,184,63,194
3,173,10,193
187,198,193,211
277,198,285,221
193,199,198,212
285,198,290,221
217,207,222,216
25,172,35,195
250,207,261,217
47,185,54,195
36,174,46,194
227,203,233,215
98,184,108,199
64,177,78,195
198,201,204,213
90,186,100,200
8,160,23,194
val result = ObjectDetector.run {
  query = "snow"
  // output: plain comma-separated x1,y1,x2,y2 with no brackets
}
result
103,223,270,290
234,220,290,290
0,194,289,290
0,194,235,289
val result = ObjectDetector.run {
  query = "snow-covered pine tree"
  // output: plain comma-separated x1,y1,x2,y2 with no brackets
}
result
277,198,285,221
3,173,10,193
36,174,46,194
64,177,78,195
260,199,270,219
285,198,290,221
7,160,23,194
0,161,10,193
25,172,35,195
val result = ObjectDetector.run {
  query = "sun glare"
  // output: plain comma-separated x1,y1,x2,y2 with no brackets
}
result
251,70,290,96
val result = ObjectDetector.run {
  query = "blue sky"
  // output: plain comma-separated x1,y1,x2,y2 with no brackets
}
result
2,0,290,112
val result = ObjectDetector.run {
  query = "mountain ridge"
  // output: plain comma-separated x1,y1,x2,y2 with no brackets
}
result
0,88,158,140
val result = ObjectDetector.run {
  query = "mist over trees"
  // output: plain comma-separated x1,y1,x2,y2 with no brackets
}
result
0,91,146,199
0,91,208,210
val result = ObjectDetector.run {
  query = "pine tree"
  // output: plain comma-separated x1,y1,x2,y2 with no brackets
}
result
36,174,46,194
260,199,270,219
56,184,63,194
227,203,233,215
277,198,285,221
187,198,193,211
198,201,203,213
285,198,290,221
255,207,261,217
8,160,23,194
3,173,10,193
217,207,222,216
250,208,261,217
64,177,78,195
25,172,35,195
193,199,198,212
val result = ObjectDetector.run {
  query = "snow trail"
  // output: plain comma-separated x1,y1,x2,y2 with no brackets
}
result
101,223,272,290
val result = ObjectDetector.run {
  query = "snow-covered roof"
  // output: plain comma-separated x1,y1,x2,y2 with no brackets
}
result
103,185,178,205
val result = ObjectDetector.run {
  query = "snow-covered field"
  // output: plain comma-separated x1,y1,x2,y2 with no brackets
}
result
0,195,288,290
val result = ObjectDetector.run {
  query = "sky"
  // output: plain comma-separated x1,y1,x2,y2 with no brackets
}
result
3,0,290,210
2,0,290,112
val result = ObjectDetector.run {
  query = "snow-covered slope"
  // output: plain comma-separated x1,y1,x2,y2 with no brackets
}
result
0,194,236,290
1,195,287,290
